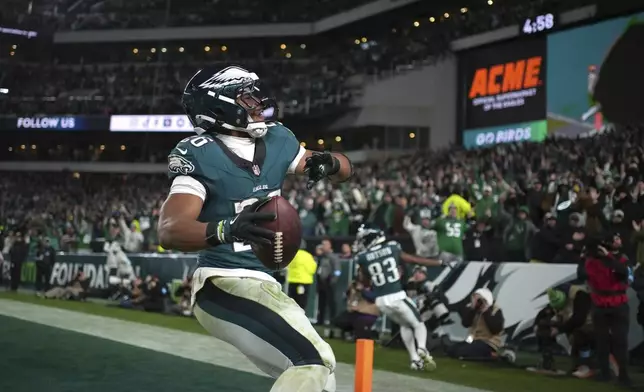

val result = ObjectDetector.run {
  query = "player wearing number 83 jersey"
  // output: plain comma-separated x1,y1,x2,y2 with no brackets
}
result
160,65,353,392
352,224,443,371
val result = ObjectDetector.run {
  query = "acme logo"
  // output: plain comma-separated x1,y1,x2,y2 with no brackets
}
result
468,56,542,99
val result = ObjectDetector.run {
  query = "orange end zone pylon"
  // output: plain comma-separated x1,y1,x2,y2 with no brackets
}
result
354,339,374,392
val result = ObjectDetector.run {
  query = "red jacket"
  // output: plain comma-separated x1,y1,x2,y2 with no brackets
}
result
585,253,629,308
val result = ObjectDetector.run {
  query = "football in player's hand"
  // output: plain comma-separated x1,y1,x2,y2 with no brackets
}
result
251,196,302,270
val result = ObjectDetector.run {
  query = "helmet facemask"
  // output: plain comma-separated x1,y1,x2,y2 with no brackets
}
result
231,82,278,138
185,66,278,138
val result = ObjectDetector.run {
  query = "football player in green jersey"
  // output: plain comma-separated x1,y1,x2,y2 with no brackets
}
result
157,66,352,392
353,224,443,371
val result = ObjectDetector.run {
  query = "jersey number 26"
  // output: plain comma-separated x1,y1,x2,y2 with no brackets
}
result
232,190,281,252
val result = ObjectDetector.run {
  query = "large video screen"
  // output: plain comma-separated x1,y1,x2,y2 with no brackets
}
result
459,12,644,149
458,37,547,149
547,12,644,136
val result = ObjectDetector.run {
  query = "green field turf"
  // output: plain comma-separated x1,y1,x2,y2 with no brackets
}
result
0,315,272,392
1,292,641,392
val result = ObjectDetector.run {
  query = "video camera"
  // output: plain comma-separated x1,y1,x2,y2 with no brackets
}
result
583,232,613,257
406,279,450,324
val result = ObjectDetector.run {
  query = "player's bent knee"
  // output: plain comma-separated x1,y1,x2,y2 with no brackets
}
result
312,336,336,372
271,365,331,392
323,372,336,392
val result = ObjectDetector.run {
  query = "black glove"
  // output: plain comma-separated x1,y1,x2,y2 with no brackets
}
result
304,152,340,190
207,198,276,246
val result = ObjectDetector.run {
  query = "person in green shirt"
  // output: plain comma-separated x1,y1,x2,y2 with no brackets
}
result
433,204,467,262
473,185,497,219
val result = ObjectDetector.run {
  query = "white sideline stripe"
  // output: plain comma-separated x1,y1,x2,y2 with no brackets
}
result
0,299,488,392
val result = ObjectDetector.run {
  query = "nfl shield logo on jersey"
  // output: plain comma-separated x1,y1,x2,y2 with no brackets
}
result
252,164,261,176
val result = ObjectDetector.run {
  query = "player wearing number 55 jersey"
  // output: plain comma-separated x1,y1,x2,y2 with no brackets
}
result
158,66,352,392
353,224,443,371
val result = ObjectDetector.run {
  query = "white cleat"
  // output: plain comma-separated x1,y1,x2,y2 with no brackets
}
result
410,360,425,371
417,348,437,371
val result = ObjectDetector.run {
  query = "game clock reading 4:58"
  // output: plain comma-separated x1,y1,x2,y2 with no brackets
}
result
522,13,556,35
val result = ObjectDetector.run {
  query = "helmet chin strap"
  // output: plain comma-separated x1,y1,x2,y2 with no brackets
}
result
195,114,268,138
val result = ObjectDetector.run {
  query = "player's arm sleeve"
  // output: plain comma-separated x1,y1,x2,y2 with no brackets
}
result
167,141,210,201
169,176,207,201
287,145,306,174
275,124,305,174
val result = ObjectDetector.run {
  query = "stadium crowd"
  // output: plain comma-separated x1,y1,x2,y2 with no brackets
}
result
1,0,592,116
2,124,644,266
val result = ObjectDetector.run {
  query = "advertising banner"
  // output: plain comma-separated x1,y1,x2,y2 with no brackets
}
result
0,116,109,131
459,36,547,131
110,115,193,132
462,120,548,149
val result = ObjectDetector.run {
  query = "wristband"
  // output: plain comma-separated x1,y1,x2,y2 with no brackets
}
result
328,155,341,176
206,220,229,246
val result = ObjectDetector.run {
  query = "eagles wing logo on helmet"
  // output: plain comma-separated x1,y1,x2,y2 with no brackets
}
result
168,154,195,175
198,67,259,90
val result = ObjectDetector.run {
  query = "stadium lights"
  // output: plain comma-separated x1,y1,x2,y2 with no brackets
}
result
31,144,36,150
488,0,493,5
20,144,25,150
409,132,416,139
179,47,185,52
335,136,342,142
361,37,367,43
151,48,157,53
317,139,324,145
429,17,436,22
461,7,468,13
0,88,8,94
73,172,80,179
285,53,292,58
11,44,17,49
204,45,211,52
413,21,420,27
132,48,139,54
300,44,306,49
120,145,126,151
221,45,228,52
280,43,286,50
354,39,360,45
99,145,105,151
444,12,450,18
161,47,167,53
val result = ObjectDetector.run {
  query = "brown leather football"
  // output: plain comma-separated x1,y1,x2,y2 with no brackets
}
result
251,196,302,270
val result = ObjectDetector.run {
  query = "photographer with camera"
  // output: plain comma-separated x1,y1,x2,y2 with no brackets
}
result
446,288,504,360
330,280,379,341
533,285,593,377
584,232,632,386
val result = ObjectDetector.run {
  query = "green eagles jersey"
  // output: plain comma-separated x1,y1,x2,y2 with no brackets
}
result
433,217,465,256
355,241,404,298
167,123,301,273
